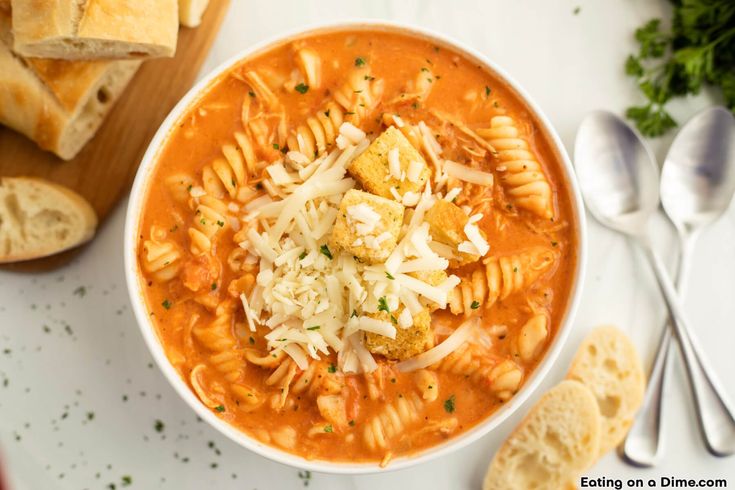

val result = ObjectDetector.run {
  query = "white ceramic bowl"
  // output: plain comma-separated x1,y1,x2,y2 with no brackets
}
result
124,20,587,475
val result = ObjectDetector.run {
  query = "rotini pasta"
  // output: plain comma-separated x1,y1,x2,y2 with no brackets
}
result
363,391,424,452
188,195,230,255
140,226,181,282
448,247,557,314
478,115,554,219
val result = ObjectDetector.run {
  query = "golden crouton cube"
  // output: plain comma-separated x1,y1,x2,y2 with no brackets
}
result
330,189,404,264
424,199,479,266
365,308,433,361
410,270,448,311
348,127,431,203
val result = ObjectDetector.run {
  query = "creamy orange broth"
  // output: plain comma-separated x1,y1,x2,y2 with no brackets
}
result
137,29,577,463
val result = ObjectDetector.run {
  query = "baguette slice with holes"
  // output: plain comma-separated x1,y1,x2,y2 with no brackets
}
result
483,380,601,490
11,0,178,60
567,325,646,456
178,0,209,27
0,177,98,263
0,10,141,159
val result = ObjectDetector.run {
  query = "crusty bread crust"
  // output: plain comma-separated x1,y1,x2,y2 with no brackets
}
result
0,11,140,159
178,0,209,28
483,380,601,490
567,326,646,456
0,177,98,263
11,0,178,60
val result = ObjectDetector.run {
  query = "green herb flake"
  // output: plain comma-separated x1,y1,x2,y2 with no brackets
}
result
161,299,171,310
573,6,581,15
471,301,480,310
73,286,86,297
319,244,333,259
385,272,395,280
323,424,333,433
214,405,225,413
355,57,366,67
306,325,320,331
327,363,337,373
485,86,491,97
444,394,456,414
211,283,217,291
390,315,397,325
377,296,390,313
121,476,132,487
273,143,280,150
154,419,165,432
299,251,308,260
349,419,356,427
294,83,309,94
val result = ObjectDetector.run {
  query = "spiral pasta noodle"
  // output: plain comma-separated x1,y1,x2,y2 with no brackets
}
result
140,225,181,282
448,247,556,315
478,115,554,219
188,195,230,255
286,101,345,159
191,302,245,383
332,65,384,127
363,391,424,452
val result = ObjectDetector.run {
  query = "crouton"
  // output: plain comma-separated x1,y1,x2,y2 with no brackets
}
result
330,189,404,264
410,270,448,311
424,199,479,266
348,127,430,205
365,307,433,361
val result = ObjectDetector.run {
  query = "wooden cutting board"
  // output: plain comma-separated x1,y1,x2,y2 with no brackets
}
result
0,0,230,272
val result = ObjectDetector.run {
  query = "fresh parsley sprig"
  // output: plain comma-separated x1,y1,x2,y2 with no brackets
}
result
625,1,735,137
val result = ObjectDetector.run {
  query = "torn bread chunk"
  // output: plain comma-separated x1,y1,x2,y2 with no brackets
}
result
330,189,404,264
365,307,433,361
424,199,480,265
348,127,430,205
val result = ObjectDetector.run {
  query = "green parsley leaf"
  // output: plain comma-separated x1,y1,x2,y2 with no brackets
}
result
443,395,456,414
161,299,171,310
324,424,333,433
328,363,337,373
299,251,308,260
470,301,480,309
214,405,225,413
306,325,320,331
355,57,366,67
295,83,309,94
385,272,395,280
319,244,333,259
377,296,390,313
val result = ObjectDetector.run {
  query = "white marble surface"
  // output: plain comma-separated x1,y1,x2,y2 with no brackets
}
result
2,1,735,489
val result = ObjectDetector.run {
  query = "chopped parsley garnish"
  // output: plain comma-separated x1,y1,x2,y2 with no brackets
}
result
385,272,395,280
306,325,320,331
349,419,356,427
73,286,86,297
121,476,132,487
327,363,337,373
323,424,333,433
214,405,225,413
248,90,255,97
216,220,225,227
161,299,171,310
573,6,581,14
154,420,165,432
444,394,456,414
354,56,366,67
390,315,397,325
485,85,491,96
211,283,217,291
273,143,280,150
299,251,308,260
470,301,480,310
294,83,309,94
248,336,255,345
319,244,333,259
377,296,390,313
351,309,358,318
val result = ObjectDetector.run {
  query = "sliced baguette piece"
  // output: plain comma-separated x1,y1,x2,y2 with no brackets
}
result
178,0,210,27
0,177,98,263
567,325,646,456
0,11,141,159
10,0,178,60
483,380,601,490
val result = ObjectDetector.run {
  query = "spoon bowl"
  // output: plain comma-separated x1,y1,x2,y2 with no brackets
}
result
661,107,735,234
574,111,660,236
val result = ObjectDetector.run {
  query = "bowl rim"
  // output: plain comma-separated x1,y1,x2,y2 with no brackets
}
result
123,18,588,475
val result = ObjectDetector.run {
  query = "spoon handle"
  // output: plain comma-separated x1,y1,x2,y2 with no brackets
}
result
622,234,693,466
639,236,735,456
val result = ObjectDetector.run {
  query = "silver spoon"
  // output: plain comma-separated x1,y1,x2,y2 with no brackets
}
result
623,107,735,465
574,110,735,463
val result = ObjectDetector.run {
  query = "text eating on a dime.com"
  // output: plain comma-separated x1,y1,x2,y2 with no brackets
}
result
579,476,728,489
